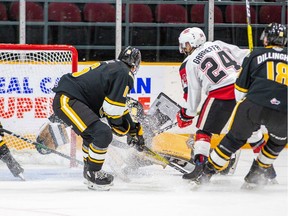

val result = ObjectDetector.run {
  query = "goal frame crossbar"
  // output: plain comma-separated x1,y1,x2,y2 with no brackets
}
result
0,44,78,72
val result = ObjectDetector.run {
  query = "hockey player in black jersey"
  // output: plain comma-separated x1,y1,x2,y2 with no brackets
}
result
188,23,287,188
0,122,24,180
52,46,144,190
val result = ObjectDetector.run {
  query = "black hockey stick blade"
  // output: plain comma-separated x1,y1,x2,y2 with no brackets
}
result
0,128,84,166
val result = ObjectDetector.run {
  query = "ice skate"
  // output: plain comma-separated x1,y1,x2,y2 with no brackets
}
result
183,156,216,185
220,150,241,175
1,152,25,181
219,157,236,175
265,164,278,185
183,155,206,180
86,170,114,191
241,160,269,190
182,162,205,180
192,162,215,185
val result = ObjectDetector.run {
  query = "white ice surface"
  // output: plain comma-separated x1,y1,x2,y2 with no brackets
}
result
0,149,287,216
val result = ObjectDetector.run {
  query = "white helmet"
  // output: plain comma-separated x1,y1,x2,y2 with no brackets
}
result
178,27,206,54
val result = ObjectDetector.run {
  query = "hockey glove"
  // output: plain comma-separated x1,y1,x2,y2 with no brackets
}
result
127,123,145,152
107,118,131,137
176,108,193,128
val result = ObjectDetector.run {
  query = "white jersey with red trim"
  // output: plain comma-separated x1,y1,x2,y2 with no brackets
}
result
182,40,249,116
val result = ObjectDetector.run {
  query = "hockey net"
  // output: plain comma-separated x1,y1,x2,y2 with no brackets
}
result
0,44,78,166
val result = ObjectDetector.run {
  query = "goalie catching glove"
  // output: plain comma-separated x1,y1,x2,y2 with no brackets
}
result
176,108,194,128
127,123,145,152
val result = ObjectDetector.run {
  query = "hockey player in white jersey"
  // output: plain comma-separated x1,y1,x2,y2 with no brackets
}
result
176,27,268,179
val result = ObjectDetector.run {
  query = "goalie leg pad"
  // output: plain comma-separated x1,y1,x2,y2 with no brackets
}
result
37,122,70,150
0,144,24,179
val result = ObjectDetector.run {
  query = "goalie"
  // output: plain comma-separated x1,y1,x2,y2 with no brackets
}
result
49,46,144,191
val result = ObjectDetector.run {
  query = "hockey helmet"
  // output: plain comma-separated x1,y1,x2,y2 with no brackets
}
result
260,23,287,47
178,27,206,54
118,46,141,74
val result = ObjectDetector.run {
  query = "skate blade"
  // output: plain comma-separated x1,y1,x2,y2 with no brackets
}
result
241,182,256,190
187,180,202,190
268,179,278,185
241,182,265,190
18,173,25,181
87,182,113,191
83,179,88,185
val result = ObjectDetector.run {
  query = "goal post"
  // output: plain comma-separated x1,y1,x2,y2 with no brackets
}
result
0,44,79,167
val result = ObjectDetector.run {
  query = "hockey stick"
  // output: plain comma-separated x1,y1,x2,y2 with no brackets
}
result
245,0,253,51
142,146,189,174
152,122,178,136
111,139,189,174
0,128,84,166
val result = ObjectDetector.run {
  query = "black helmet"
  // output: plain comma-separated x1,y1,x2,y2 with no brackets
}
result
260,23,287,47
118,46,141,74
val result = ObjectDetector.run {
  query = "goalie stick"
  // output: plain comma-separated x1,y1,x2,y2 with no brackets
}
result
143,146,189,174
43,93,183,174
125,93,191,174
111,138,189,174
155,122,178,135
0,128,84,166
127,94,243,176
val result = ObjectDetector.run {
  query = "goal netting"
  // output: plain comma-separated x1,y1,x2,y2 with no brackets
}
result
0,44,79,166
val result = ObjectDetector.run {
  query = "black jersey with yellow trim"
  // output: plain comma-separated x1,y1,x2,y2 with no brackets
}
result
53,60,134,117
236,46,287,113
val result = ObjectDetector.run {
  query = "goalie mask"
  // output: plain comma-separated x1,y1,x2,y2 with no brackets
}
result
118,46,141,74
178,27,206,55
260,23,287,47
